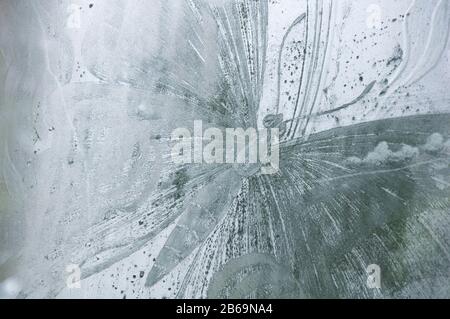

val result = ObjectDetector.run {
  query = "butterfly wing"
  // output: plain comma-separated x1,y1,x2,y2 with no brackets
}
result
179,114,450,298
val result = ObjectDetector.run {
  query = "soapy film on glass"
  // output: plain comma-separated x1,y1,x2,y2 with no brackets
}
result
0,0,449,299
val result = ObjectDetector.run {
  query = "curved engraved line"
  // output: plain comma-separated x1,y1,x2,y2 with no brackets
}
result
291,0,323,139
296,0,334,138
207,253,301,298
406,0,450,86
288,80,376,121
254,0,269,108
385,0,449,97
385,0,417,93
275,13,307,114
286,1,313,138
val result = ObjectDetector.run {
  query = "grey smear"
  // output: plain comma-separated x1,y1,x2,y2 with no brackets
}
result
1,0,450,299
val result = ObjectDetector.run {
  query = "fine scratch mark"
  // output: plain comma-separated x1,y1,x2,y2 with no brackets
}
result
188,40,206,63
381,187,405,202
